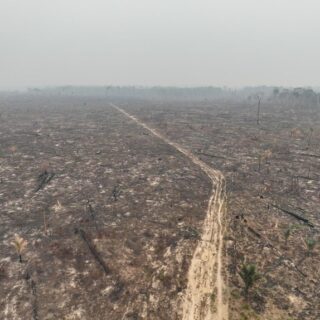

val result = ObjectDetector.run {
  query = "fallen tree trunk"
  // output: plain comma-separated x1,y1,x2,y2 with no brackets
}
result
24,271,39,320
75,228,110,275
297,153,320,159
30,279,38,320
272,204,313,227
35,171,55,192
247,225,262,238
196,151,228,160
296,175,318,181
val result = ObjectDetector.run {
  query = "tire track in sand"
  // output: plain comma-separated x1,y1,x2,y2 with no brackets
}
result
110,103,228,320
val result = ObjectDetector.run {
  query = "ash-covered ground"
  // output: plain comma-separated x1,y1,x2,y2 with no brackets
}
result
124,98,320,320
0,95,210,320
1,94,319,320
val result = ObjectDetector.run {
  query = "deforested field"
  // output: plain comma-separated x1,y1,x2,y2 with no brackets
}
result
0,93,319,320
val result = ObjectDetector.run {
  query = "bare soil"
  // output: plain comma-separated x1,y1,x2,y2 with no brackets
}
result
111,103,228,320
123,98,320,320
0,95,210,320
0,94,319,320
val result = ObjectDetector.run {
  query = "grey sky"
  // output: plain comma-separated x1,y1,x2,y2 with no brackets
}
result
1,0,319,89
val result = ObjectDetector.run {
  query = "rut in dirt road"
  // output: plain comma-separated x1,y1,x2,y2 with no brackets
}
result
110,103,229,320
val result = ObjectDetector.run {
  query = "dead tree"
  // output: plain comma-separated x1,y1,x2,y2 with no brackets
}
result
86,200,95,221
86,200,99,232
257,96,261,125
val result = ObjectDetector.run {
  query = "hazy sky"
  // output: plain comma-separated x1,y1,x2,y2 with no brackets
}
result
1,0,320,89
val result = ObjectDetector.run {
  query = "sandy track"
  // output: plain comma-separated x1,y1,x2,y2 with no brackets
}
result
110,103,228,320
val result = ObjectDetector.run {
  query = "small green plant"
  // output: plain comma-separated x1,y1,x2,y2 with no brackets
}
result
239,264,260,298
210,291,216,302
11,234,28,263
283,224,299,247
283,224,295,246
239,303,260,320
304,238,316,256
284,228,291,246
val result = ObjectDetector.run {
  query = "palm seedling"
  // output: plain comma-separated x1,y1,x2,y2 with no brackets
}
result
284,225,294,247
239,264,260,298
11,234,28,263
284,228,291,246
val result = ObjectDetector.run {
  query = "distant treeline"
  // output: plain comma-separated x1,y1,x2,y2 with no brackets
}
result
27,85,320,107
29,86,228,100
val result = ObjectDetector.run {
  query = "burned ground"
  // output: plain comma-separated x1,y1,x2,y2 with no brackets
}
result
0,95,210,320
0,94,319,320
121,99,320,320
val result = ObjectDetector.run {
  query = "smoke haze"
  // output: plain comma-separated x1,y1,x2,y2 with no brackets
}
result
1,0,320,89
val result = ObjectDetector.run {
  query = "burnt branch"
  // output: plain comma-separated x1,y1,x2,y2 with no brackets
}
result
35,171,55,193
75,228,110,275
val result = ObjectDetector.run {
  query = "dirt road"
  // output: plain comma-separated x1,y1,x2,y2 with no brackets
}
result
111,103,228,320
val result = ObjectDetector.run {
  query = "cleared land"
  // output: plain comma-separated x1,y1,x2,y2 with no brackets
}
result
124,98,320,320
111,103,228,320
0,94,319,320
